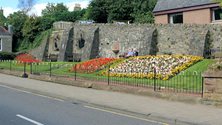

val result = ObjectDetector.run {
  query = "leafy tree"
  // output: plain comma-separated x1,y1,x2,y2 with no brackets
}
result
42,3,68,16
57,9,86,22
40,3,86,30
131,0,156,23
18,0,36,13
0,11,6,26
107,0,133,22
87,0,157,23
214,0,222,6
39,3,69,30
132,12,154,23
7,11,28,51
87,0,109,23
22,16,41,42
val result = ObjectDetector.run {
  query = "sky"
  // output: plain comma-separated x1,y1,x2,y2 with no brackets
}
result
0,0,90,17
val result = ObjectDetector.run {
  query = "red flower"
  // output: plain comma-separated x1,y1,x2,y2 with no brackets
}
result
16,53,41,63
70,58,117,73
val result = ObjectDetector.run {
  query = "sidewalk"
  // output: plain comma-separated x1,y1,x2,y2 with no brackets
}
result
0,73,221,125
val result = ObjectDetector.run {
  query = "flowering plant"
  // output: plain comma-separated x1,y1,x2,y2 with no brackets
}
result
70,58,118,73
15,53,41,63
101,55,203,80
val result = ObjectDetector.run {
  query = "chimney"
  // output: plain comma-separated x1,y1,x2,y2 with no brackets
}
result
8,25,13,35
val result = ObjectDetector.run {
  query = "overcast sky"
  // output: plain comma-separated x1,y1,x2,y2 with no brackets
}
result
0,0,90,17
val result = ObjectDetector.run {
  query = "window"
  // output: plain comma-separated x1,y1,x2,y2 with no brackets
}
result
169,13,183,24
212,8,222,21
0,38,2,51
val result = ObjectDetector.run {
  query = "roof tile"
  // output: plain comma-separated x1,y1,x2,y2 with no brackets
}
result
153,0,216,12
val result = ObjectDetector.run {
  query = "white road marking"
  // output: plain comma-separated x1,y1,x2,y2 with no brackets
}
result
16,114,44,125
0,84,64,102
84,105,168,125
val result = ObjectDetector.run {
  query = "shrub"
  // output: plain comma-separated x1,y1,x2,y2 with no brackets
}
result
0,52,16,60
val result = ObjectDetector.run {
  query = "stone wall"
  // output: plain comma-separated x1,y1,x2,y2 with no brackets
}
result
96,24,155,58
0,35,12,52
36,21,222,61
203,71,222,100
73,25,99,61
156,24,208,56
29,34,49,61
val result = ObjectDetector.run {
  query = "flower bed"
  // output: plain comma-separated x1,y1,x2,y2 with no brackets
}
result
70,58,119,73
101,55,203,80
16,53,41,63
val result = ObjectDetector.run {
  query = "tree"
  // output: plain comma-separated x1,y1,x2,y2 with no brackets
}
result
107,0,133,22
41,3,68,16
0,11,6,26
18,0,36,13
39,3,69,30
214,0,222,5
87,0,109,23
131,0,157,23
7,11,28,51
22,16,41,42
132,12,154,24
86,0,157,23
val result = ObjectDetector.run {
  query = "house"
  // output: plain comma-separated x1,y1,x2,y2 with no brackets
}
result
0,26,12,52
153,0,221,24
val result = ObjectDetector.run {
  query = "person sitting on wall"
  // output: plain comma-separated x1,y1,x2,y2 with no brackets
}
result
119,52,127,58
126,48,134,58
133,49,138,56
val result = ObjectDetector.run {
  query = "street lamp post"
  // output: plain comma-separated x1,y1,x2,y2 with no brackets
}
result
22,62,28,78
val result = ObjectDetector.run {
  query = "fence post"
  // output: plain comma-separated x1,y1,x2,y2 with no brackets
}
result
108,65,110,85
154,68,156,91
202,76,204,98
10,60,12,71
49,60,52,77
22,62,28,78
74,64,77,80
30,63,32,74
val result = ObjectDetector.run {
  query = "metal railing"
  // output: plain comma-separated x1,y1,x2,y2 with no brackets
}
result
0,60,204,96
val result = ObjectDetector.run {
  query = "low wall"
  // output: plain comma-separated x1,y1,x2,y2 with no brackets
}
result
203,71,222,100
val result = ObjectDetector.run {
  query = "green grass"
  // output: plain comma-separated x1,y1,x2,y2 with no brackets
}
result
0,61,78,74
0,59,214,92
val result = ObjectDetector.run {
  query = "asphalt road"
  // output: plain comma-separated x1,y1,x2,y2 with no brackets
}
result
0,85,164,125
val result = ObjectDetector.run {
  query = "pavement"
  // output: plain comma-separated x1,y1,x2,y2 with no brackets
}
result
0,73,222,125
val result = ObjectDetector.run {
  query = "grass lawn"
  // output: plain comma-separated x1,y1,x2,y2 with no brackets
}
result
0,59,214,92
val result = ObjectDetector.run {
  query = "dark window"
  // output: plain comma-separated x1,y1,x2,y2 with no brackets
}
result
214,8,222,20
169,13,183,24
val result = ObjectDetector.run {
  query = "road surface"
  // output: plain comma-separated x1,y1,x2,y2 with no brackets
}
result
0,85,164,125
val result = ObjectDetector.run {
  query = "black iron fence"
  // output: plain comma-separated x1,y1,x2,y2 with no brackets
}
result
0,60,204,96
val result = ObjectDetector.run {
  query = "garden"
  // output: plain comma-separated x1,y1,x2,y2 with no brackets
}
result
0,53,214,94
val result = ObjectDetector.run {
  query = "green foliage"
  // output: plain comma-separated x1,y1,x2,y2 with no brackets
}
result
18,29,51,51
0,11,6,26
3,0,158,52
33,29,52,48
132,12,154,24
42,3,68,16
40,3,86,30
87,0,157,23
87,0,109,23
18,0,36,13
22,16,41,42
214,0,222,6
7,11,28,51
0,52,16,60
